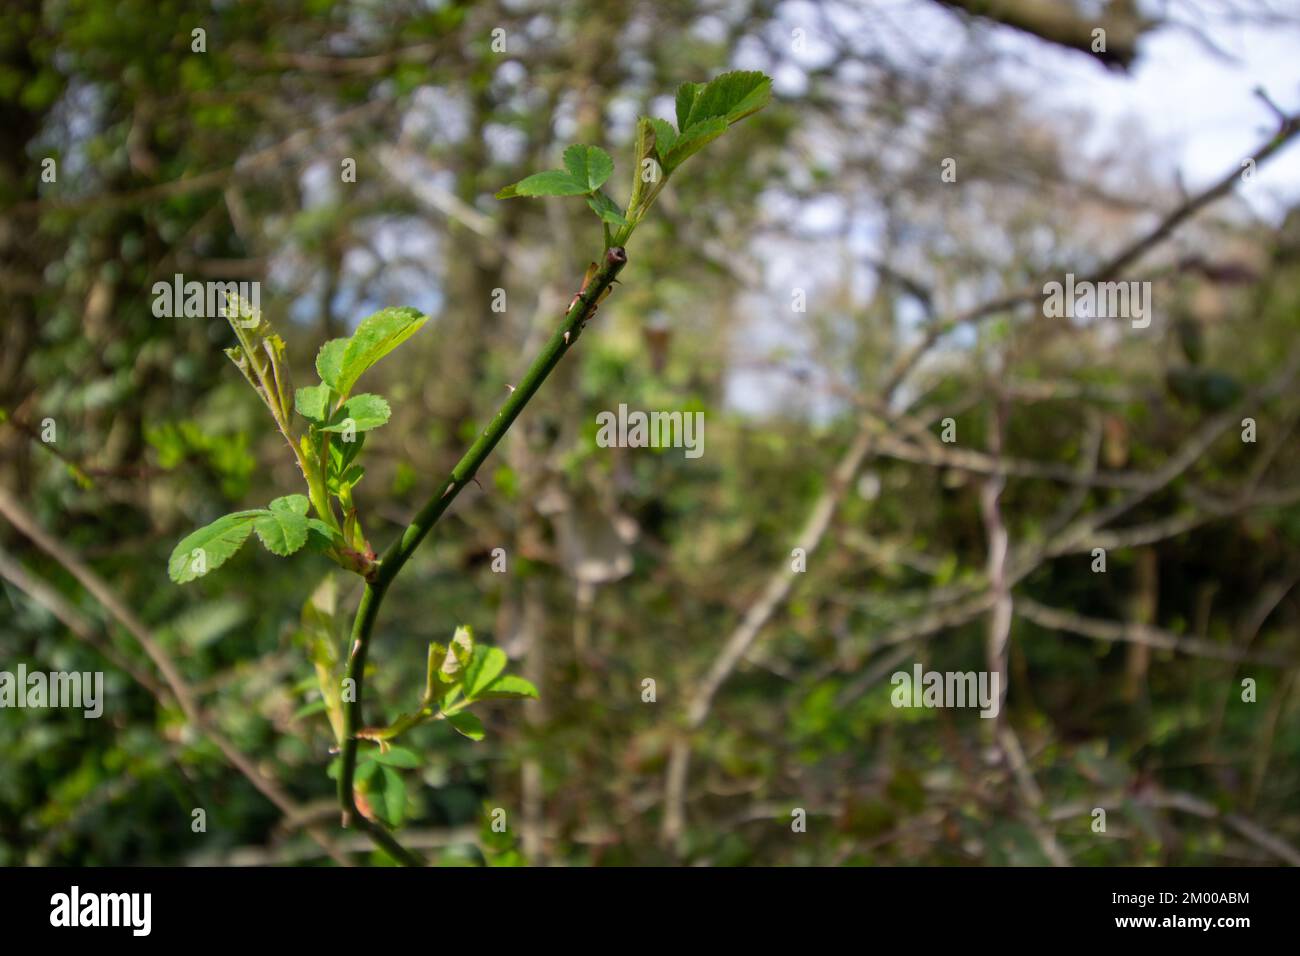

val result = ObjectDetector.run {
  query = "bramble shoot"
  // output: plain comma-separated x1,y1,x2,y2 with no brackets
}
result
165,70,772,864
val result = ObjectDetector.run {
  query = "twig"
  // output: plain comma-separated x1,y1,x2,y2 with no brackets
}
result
880,110,1300,397
336,247,629,864
0,486,351,867
1015,596,1296,666
661,424,875,846
998,726,1071,866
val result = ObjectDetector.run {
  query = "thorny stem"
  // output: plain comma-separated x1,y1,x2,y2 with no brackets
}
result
337,246,628,864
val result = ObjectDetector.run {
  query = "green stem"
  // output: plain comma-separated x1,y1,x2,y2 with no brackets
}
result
336,246,628,865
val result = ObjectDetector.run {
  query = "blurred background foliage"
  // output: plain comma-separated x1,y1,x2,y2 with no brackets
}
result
2,0,1299,866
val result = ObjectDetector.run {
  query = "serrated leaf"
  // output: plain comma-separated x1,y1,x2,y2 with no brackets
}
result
427,641,451,688
254,507,309,556
269,494,310,516
664,117,728,172
675,81,704,131
305,518,338,552
371,746,420,769
684,70,772,128
320,393,391,433
168,511,264,583
496,169,588,199
316,338,347,390
563,144,614,192
329,464,365,496
450,625,474,669
462,645,508,700
586,190,628,226
295,384,332,423
336,307,427,397
329,429,365,476
446,711,485,741
478,674,539,700
648,117,678,157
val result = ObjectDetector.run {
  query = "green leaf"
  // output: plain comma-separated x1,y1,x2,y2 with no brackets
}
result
295,384,332,423
478,674,540,700
330,464,365,495
426,641,451,690
683,70,772,128
305,518,338,552
675,81,704,131
329,430,366,476
269,494,309,516
446,711,485,741
563,144,614,192
253,507,309,556
586,190,628,226
664,117,728,172
168,511,264,583
316,338,348,390
320,393,391,433
336,307,427,397
496,169,589,199
648,117,678,157
379,766,406,826
223,304,295,427
300,575,344,743
449,625,474,671
462,645,507,700
371,746,420,769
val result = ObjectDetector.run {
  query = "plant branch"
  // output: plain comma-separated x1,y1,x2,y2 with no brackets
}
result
336,246,628,864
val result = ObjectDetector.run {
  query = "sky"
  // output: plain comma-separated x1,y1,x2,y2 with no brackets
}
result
723,0,1300,417
995,3,1300,219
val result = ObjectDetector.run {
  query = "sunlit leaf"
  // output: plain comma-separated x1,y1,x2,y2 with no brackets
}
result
316,338,348,390
167,511,264,583
683,70,772,127
586,190,628,226
462,645,507,700
254,506,309,556
295,384,332,423
496,170,588,199
478,674,539,700
446,711,485,741
320,393,391,433
335,307,427,397
563,144,614,192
